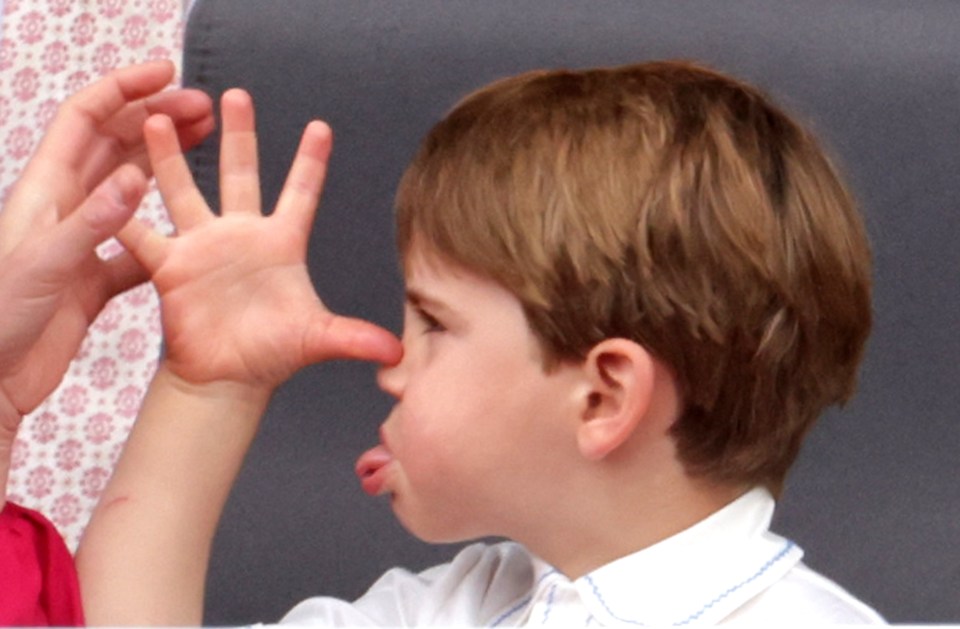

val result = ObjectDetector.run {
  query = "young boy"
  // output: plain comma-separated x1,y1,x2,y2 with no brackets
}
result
77,61,884,625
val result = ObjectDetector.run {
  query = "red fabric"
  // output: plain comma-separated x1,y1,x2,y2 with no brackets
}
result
0,502,84,626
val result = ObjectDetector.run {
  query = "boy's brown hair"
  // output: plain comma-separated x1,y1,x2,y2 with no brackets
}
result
394,60,872,494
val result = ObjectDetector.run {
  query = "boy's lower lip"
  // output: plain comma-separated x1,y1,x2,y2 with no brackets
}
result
355,443,393,496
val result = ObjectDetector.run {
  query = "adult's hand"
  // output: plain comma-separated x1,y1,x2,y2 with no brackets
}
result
0,61,214,500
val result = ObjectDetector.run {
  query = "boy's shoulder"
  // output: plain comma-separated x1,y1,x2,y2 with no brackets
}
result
550,488,884,625
728,560,886,624
282,493,886,625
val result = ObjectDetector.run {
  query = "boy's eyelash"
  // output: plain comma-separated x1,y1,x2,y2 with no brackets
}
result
415,307,444,332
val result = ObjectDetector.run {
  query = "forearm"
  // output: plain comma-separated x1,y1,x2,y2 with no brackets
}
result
77,365,272,625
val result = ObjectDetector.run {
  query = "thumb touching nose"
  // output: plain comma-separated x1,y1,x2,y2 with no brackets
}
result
302,312,403,367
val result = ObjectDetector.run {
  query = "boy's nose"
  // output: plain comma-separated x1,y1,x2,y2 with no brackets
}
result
377,359,405,399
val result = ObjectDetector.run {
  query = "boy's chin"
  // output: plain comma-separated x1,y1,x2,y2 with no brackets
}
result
392,502,489,546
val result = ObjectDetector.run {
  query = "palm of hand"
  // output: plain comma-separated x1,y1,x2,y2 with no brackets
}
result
120,90,400,391
152,215,327,386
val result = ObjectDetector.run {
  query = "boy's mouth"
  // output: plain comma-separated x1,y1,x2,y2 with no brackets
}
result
356,442,393,496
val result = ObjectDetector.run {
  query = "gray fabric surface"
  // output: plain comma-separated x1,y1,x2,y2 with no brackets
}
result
183,1,960,624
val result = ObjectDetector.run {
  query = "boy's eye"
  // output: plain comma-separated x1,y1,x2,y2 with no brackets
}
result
416,307,445,333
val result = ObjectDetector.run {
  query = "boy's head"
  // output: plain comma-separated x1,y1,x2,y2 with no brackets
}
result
394,60,871,495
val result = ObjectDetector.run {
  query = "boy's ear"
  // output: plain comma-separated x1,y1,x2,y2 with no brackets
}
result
576,338,656,461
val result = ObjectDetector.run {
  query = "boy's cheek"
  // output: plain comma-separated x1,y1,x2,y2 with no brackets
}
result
393,406,467,475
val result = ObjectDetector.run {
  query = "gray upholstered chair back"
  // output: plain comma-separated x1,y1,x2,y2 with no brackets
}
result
183,2,960,623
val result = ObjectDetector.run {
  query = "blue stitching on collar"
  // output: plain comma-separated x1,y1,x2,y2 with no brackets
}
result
583,540,798,627
490,569,558,626
583,576,650,627
542,583,558,623
675,540,797,625
490,595,532,627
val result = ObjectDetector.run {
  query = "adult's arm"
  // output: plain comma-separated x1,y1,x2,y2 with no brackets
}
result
0,60,214,506
0,60,214,625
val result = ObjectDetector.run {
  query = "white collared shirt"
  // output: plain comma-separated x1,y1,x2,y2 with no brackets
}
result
281,488,885,626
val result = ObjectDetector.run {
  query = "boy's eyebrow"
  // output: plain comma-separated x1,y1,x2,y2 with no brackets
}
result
405,285,468,328
404,287,449,313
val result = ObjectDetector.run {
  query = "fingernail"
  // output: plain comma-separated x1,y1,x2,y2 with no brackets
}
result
84,180,127,228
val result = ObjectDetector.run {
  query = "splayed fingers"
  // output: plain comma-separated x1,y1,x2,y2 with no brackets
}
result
118,91,400,387
219,89,262,217
275,120,333,240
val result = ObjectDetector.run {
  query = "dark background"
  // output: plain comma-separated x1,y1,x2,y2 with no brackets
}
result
183,1,960,624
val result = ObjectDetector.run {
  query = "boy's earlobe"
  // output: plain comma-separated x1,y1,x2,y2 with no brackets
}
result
577,339,655,461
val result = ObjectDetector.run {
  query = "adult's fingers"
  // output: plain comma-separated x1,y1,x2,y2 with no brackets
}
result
1,62,193,237
38,61,177,166
29,62,213,199
79,110,216,194
0,165,147,346
144,87,216,149
30,164,148,285
69,164,148,257
168,101,217,154
50,61,174,142
79,88,216,188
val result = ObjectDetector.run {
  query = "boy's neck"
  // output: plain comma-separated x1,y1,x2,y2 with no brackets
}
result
520,463,749,580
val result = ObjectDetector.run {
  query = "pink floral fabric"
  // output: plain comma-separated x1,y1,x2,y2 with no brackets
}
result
0,0,187,550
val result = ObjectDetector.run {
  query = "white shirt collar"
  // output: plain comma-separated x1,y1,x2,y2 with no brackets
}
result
521,487,802,626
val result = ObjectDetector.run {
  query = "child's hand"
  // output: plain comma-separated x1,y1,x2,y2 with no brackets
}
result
119,90,401,390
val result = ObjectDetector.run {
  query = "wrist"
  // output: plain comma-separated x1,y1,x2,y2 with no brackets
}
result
0,390,22,445
153,362,274,409
0,392,21,507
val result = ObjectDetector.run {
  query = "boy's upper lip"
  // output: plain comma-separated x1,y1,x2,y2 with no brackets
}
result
375,424,394,456
355,425,394,497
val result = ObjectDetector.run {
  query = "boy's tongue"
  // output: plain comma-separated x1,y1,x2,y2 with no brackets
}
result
355,444,393,496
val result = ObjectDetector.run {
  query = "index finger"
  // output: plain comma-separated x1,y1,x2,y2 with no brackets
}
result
36,61,177,166
15,62,212,222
